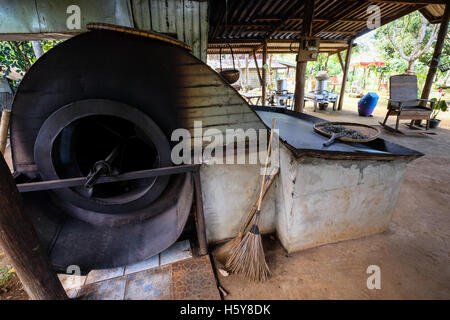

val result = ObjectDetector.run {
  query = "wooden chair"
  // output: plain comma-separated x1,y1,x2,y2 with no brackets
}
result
383,74,435,131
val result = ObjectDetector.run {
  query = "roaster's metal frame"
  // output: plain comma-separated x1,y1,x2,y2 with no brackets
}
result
16,163,209,256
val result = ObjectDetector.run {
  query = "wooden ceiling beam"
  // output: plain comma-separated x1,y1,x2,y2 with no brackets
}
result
354,4,427,38
209,0,446,42
252,1,307,51
252,17,367,24
209,45,341,50
302,0,315,37
207,49,337,54
318,30,358,35
278,30,357,35
210,5,225,40
237,29,357,35
209,44,348,50
345,0,447,4
313,1,365,36
208,38,351,44
217,24,273,29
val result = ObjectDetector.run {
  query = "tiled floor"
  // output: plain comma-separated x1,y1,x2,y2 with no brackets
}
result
58,240,220,300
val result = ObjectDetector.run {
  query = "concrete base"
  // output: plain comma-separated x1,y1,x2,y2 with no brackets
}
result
199,163,277,243
275,145,408,253
200,144,409,253
213,103,450,300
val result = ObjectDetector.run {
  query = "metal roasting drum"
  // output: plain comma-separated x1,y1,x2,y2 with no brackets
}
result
314,71,329,93
276,79,288,92
305,71,338,111
10,27,200,273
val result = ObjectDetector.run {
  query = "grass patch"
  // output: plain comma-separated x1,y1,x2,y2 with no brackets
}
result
0,265,15,287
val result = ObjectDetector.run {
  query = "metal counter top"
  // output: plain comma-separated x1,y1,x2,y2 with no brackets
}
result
253,106,423,161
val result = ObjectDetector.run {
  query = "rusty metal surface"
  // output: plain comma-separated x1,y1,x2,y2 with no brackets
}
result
9,29,199,272
32,99,172,215
48,173,193,273
10,30,182,174
8,27,262,272
19,173,193,273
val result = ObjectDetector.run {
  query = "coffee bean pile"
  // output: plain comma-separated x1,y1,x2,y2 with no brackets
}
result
322,123,369,140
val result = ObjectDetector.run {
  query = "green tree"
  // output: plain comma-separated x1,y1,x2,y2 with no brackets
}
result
0,41,35,76
0,40,62,89
375,11,438,75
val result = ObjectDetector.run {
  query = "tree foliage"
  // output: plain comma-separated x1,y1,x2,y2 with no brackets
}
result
0,42,35,76
375,11,441,76
0,40,62,90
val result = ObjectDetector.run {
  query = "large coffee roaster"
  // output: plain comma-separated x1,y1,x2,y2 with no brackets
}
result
10,25,261,273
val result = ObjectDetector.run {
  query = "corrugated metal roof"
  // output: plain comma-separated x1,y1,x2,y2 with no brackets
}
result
208,0,447,53
208,59,290,70
420,4,447,23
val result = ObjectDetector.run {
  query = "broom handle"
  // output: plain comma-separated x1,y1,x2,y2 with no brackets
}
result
236,119,276,236
257,119,276,211
239,167,279,234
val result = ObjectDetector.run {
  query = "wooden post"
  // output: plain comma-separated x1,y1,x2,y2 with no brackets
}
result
421,4,449,103
0,154,67,300
0,110,11,154
244,54,249,91
252,50,263,89
262,40,267,106
268,54,273,91
193,169,208,256
294,0,315,113
337,52,345,71
294,62,307,112
338,39,354,111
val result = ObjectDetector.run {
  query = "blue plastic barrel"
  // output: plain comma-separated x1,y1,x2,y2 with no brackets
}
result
358,92,379,116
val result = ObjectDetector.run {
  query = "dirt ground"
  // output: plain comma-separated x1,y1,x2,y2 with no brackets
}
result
0,251,28,300
214,96,450,299
1,94,449,300
0,273,28,300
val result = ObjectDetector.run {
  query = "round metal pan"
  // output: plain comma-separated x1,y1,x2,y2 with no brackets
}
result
314,121,381,146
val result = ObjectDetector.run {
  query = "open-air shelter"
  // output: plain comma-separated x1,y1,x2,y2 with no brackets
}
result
0,1,448,113
0,0,448,300
207,0,449,111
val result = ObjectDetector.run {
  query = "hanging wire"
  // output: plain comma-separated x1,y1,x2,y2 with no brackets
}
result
225,0,228,26
225,0,230,65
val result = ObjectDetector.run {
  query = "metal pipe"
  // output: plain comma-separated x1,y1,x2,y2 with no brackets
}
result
17,164,200,193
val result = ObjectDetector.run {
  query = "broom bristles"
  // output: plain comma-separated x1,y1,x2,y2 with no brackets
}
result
214,232,243,265
225,224,270,282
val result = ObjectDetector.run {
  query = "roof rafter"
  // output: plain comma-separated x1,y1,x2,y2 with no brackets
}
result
345,0,447,4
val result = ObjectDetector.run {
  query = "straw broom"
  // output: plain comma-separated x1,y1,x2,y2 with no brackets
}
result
214,167,279,265
225,118,276,281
